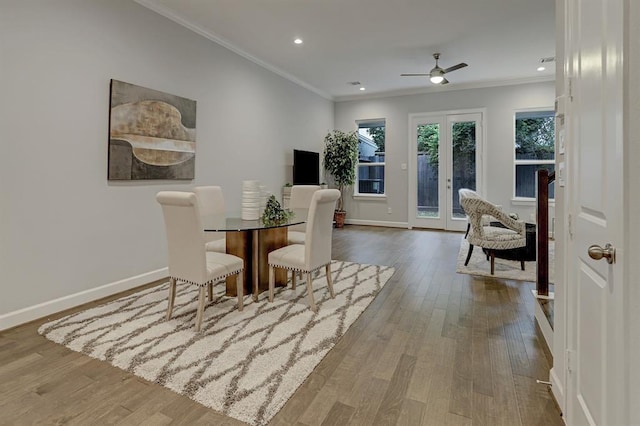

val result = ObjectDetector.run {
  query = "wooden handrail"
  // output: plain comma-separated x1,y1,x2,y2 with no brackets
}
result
536,169,555,296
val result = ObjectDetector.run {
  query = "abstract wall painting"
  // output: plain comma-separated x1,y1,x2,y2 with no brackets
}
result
108,80,196,180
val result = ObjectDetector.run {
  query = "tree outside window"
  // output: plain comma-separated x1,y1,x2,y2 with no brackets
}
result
514,110,555,199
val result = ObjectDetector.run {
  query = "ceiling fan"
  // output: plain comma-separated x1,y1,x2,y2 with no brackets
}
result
401,53,468,84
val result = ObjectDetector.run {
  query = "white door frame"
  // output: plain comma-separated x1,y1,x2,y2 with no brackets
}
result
408,108,486,230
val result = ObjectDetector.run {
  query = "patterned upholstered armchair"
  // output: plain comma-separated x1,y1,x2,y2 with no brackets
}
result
458,189,527,275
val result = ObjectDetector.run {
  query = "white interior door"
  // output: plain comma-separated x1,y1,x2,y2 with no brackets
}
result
408,111,482,231
565,0,626,424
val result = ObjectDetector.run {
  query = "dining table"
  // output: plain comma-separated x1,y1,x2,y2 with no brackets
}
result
202,209,307,299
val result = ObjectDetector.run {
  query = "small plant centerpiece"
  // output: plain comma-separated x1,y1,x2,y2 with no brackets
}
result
323,129,359,228
261,195,294,226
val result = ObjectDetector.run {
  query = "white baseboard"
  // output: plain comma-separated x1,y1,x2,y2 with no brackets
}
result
533,290,554,355
550,367,566,417
0,267,168,331
344,219,409,228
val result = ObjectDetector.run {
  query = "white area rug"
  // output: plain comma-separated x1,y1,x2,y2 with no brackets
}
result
38,261,394,426
456,237,554,282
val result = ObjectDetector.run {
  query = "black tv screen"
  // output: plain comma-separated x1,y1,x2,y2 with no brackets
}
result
293,149,320,185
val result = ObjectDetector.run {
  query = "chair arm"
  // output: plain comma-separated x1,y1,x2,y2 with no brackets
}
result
490,209,526,236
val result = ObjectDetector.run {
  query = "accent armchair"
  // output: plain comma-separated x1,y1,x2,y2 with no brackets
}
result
458,188,527,275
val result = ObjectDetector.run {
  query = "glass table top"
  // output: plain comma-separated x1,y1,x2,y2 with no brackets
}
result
202,209,307,232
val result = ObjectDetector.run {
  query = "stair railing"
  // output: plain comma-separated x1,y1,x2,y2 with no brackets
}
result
536,169,555,297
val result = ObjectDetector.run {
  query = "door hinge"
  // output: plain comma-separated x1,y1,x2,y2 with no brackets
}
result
568,77,574,102
568,214,574,239
566,349,575,374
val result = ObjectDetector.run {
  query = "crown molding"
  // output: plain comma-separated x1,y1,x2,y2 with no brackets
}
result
134,0,333,101
334,75,556,103
134,1,554,104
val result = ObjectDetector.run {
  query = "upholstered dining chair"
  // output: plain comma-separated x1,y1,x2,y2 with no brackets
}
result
267,189,340,312
458,188,527,275
156,191,244,332
287,185,321,245
193,186,226,253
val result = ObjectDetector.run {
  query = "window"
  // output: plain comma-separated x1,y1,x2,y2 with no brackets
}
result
356,120,385,196
514,110,555,199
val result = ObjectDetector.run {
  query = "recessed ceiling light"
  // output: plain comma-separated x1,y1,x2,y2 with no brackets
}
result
537,66,545,71
359,87,366,91
294,38,303,45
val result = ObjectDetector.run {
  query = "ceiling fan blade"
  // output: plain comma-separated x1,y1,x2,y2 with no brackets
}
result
400,73,431,76
441,78,450,85
443,63,468,73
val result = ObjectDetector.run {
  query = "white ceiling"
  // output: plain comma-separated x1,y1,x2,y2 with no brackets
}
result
135,0,556,101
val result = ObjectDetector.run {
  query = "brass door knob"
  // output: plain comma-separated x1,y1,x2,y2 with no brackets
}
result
588,243,616,264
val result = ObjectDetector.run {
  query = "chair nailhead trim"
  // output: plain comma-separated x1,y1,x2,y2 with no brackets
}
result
268,263,329,274
170,268,243,287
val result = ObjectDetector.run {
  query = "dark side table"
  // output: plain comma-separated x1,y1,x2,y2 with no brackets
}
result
484,222,537,262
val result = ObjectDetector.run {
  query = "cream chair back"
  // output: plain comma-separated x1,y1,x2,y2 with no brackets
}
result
289,185,321,232
304,189,340,271
193,186,225,216
459,188,524,242
156,191,208,285
194,186,226,248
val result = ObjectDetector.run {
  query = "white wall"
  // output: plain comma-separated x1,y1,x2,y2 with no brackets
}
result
0,0,333,328
334,81,556,226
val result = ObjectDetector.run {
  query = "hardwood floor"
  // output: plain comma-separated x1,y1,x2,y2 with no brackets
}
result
0,226,563,425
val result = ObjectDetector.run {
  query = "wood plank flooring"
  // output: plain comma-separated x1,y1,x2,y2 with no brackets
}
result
0,226,563,425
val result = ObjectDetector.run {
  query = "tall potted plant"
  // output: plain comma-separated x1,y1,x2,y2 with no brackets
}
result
323,130,359,228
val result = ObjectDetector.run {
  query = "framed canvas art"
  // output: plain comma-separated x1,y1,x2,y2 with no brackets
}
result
108,80,196,180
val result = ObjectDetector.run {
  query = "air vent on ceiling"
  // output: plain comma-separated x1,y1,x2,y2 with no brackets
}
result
348,81,361,86
540,57,555,63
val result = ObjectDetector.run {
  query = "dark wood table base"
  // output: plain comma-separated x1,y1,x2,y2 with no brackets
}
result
224,228,288,297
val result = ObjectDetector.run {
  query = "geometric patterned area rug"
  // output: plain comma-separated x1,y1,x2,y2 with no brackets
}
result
38,261,395,426
456,237,554,282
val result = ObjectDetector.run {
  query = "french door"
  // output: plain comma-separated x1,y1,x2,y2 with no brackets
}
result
408,110,483,231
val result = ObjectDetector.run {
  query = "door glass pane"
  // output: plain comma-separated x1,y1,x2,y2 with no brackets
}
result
451,121,476,218
416,124,439,217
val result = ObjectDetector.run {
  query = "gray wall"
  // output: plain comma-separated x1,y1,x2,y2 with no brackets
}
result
334,81,556,225
0,0,333,326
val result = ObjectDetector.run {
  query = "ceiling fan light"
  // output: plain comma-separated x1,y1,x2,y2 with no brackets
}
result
430,75,444,84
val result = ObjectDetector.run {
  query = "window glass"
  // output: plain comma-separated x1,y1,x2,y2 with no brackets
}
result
514,110,555,199
357,120,386,195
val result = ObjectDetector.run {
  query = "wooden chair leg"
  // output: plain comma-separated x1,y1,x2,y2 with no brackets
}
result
291,270,297,289
464,244,475,266
237,271,244,311
195,286,207,332
166,277,177,320
520,259,525,271
268,265,275,302
305,272,317,312
208,282,213,302
464,222,470,239
490,251,495,275
325,264,335,298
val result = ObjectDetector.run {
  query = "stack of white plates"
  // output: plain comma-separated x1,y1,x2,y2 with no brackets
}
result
242,180,261,220
259,185,268,215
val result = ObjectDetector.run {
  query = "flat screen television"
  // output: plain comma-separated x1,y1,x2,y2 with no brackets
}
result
293,149,320,185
